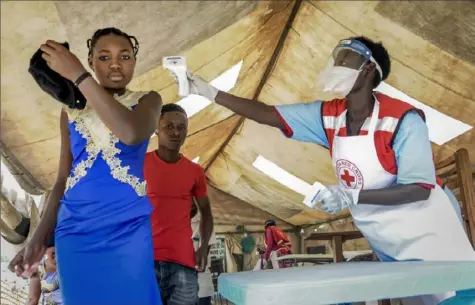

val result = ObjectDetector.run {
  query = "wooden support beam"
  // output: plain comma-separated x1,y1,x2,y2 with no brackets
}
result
455,148,475,246
0,140,45,195
204,0,303,173
331,235,344,263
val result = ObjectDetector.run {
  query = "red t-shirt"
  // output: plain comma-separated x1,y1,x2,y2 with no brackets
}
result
144,152,208,268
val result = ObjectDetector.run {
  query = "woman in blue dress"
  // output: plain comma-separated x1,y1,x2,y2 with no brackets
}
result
9,27,163,305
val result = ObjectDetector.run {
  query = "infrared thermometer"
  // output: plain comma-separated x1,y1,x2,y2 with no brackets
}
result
162,56,190,98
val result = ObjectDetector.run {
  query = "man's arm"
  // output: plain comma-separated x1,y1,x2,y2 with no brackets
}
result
192,165,214,250
206,231,217,260
194,196,214,251
358,111,434,205
188,74,329,146
217,92,331,148
215,91,284,129
358,184,430,205
27,273,41,305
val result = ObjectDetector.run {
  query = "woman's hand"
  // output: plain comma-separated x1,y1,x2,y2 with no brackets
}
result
8,247,27,277
8,235,46,278
40,40,87,82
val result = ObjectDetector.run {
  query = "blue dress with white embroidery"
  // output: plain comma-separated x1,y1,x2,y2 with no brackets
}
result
54,91,162,305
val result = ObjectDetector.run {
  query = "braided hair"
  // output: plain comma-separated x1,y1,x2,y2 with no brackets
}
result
87,27,139,57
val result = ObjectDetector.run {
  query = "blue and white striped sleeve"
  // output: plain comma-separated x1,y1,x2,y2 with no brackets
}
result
274,101,329,148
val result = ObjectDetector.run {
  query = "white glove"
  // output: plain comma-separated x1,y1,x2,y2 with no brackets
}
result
187,72,219,101
320,185,360,214
169,70,219,101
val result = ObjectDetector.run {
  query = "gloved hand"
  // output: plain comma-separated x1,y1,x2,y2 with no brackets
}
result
320,185,360,214
187,72,219,101
169,70,219,101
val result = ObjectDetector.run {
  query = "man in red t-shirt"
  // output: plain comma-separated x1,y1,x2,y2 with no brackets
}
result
144,103,214,305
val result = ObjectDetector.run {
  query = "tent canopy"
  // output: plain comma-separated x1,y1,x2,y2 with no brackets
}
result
1,1,474,232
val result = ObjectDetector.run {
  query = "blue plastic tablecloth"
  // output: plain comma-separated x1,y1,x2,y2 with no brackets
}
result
218,261,475,305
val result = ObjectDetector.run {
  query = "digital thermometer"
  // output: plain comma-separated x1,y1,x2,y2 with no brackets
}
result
162,56,190,98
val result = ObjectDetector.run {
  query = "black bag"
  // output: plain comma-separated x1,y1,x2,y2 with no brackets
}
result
28,42,87,109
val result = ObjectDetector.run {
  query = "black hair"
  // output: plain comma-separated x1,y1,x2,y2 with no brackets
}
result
351,36,391,88
87,27,139,57
265,220,276,227
161,103,187,117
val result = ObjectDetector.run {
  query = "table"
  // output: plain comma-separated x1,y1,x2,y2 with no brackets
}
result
276,251,373,266
304,231,365,263
217,261,475,305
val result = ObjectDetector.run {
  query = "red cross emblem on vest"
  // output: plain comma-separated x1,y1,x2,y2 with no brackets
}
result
340,170,355,187
335,159,364,189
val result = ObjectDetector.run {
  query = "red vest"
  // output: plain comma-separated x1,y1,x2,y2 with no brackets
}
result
321,92,443,187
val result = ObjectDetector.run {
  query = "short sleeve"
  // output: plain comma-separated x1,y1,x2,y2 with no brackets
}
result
274,101,329,148
393,111,436,187
192,166,208,198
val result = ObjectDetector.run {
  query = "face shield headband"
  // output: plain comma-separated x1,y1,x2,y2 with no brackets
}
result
332,39,383,78
316,39,383,96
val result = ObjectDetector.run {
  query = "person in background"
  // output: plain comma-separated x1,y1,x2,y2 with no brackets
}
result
26,235,63,305
262,220,292,269
190,201,216,305
144,103,214,305
178,36,474,305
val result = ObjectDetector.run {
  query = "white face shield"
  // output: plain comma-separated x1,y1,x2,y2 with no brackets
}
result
316,39,383,97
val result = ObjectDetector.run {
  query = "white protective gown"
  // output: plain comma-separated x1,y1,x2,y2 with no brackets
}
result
331,99,475,305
